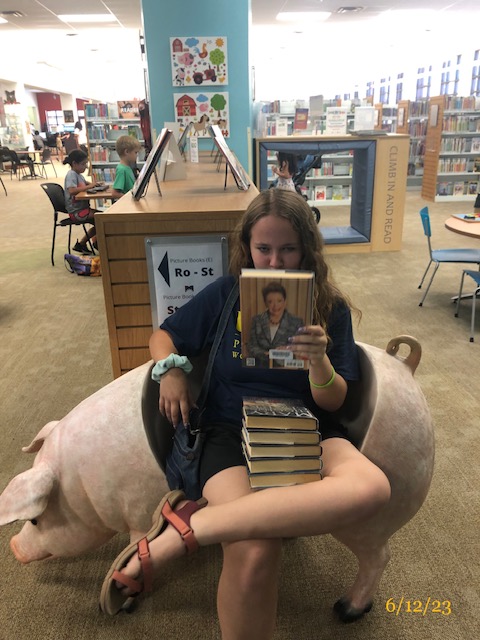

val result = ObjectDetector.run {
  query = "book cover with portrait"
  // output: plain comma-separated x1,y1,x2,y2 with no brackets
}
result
239,269,314,370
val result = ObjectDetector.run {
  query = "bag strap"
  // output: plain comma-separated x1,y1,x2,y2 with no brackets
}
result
195,281,239,413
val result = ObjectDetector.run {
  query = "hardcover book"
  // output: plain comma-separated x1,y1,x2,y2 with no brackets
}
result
242,445,322,473
240,269,314,370
241,430,322,458
242,397,319,431
314,185,326,200
248,470,322,489
242,426,321,445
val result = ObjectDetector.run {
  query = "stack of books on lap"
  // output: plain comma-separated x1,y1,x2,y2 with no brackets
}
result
242,397,322,489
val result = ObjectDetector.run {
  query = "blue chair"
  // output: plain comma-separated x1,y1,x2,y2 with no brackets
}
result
418,206,480,306
455,270,480,342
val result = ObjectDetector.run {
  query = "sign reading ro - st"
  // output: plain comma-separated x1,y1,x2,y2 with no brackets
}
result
145,235,228,328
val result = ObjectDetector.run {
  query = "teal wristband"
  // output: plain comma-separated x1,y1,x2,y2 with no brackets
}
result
151,354,193,383
309,365,336,389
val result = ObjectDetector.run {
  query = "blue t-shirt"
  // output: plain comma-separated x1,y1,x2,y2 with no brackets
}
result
160,276,359,428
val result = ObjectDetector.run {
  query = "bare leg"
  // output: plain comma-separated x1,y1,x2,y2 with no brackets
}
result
204,467,282,640
116,439,390,589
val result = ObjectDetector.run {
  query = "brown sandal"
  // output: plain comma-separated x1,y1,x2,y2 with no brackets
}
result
99,490,207,615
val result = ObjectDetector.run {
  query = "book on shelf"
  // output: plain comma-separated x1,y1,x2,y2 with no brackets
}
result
471,138,480,153
242,428,321,457
454,181,466,196
293,108,309,131
239,269,314,370
242,426,321,445
248,470,322,489
242,397,319,431
314,185,326,201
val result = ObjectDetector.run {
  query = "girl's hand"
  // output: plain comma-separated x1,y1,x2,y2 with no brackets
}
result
272,163,293,180
158,368,195,427
287,325,327,366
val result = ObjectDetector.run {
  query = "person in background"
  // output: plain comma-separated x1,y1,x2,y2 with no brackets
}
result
74,120,88,153
272,151,298,191
111,135,142,199
55,133,65,163
32,130,45,151
63,149,102,254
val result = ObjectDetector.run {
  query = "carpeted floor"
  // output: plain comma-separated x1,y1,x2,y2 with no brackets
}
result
0,162,478,639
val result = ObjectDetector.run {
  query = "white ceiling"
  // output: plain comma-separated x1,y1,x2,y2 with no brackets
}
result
1,1,480,99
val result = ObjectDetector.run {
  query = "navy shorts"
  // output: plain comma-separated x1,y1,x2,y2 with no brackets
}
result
199,419,349,490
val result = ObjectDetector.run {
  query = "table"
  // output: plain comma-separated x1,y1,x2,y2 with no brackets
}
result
75,189,115,202
445,216,480,239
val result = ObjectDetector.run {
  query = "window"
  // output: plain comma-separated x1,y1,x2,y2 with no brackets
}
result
471,51,480,96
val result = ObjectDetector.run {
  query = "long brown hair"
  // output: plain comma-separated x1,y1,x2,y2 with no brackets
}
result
229,189,359,327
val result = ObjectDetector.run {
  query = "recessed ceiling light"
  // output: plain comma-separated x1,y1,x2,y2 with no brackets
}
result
58,14,117,24
0,17,8,24
1,10,24,17
276,12,331,23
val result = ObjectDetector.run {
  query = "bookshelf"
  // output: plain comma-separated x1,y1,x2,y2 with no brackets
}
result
397,99,428,188
421,95,480,202
85,102,145,183
266,148,353,206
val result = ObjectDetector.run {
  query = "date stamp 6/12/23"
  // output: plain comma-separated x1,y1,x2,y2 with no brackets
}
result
386,598,452,616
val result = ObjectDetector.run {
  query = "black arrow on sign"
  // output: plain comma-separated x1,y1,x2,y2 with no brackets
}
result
158,251,170,286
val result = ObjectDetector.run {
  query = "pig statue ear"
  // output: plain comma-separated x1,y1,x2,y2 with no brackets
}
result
0,464,56,525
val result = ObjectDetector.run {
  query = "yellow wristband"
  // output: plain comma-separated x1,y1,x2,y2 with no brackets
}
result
309,365,335,389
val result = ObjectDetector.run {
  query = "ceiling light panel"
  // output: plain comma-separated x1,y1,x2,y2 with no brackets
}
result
57,14,118,23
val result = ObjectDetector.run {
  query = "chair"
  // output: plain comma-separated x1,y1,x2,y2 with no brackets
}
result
0,147,16,180
454,269,480,341
40,183,94,266
34,148,57,179
417,206,480,306
0,174,6,196
5,148,35,180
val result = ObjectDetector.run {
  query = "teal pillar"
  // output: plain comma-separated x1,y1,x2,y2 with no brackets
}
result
141,0,252,172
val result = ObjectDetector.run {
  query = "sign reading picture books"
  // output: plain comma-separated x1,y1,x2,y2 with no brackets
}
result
174,92,230,138
239,269,314,370
145,235,228,328
171,36,228,87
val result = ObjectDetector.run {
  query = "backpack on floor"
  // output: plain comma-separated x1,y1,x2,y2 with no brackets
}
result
64,253,101,276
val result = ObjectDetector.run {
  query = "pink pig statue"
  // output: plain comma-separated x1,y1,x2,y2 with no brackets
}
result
0,336,434,622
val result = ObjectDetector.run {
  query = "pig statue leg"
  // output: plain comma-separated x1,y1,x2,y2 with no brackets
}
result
330,530,391,622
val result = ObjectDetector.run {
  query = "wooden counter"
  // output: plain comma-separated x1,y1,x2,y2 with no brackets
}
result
95,158,258,377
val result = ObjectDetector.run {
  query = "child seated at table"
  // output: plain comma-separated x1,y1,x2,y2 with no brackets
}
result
63,149,102,254
111,135,142,199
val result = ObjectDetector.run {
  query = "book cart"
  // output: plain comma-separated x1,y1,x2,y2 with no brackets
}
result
94,153,258,378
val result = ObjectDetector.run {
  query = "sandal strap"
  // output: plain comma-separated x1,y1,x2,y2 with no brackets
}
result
162,497,207,554
111,569,143,595
137,537,154,592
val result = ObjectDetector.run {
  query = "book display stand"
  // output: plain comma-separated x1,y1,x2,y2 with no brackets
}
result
131,128,186,200
209,124,251,191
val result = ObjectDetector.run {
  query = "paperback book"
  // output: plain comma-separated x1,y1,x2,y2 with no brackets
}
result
240,269,314,370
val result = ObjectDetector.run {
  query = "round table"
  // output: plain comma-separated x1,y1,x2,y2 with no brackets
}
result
444,216,480,239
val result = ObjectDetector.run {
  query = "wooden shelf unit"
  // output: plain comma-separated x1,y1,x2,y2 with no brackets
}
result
94,156,258,378
397,99,428,187
421,95,480,202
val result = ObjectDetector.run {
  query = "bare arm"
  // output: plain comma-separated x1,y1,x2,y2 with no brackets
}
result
149,328,195,426
287,325,348,412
